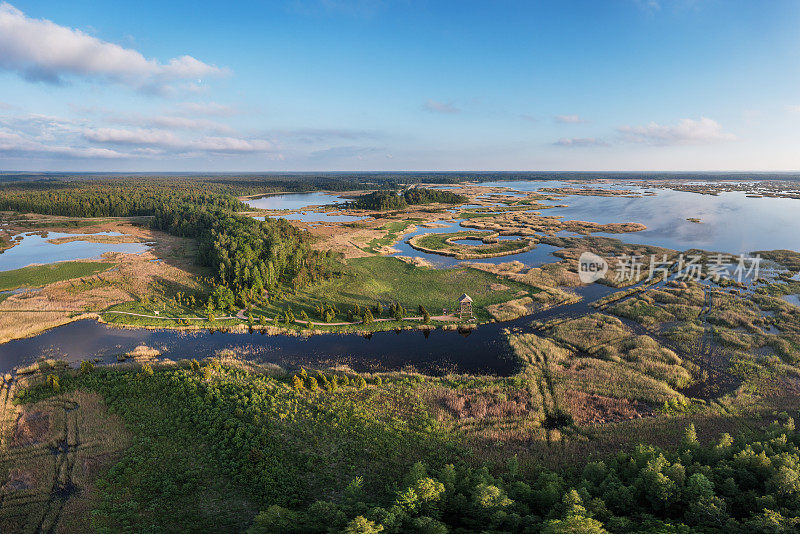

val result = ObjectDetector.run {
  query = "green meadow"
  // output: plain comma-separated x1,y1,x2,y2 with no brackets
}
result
0,261,115,291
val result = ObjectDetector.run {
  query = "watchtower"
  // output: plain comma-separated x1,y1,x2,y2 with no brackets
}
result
458,294,473,319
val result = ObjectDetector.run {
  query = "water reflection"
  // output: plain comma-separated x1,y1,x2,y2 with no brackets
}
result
480,181,800,253
0,232,151,272
244,192,347,210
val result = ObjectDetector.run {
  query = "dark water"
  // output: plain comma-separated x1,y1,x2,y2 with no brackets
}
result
0,284,617,376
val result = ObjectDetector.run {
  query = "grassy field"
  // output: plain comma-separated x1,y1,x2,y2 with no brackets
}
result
256,256,539,322
0,261,115,291
100,300,242,328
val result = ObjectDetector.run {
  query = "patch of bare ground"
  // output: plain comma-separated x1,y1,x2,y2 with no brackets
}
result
562,391,652,425
12,411,50,446
0,383,130,534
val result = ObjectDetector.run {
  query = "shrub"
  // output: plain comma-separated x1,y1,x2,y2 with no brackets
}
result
46,374,60,392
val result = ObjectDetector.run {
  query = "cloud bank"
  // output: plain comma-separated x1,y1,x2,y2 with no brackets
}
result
0,3,227,92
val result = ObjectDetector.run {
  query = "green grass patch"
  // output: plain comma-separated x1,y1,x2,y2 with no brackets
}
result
258,256,538,322
363,219,421,253
102,299,241,328
0,260,114,291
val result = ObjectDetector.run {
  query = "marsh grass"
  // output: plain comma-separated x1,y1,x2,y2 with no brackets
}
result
363,219,421,253
0,261,114,291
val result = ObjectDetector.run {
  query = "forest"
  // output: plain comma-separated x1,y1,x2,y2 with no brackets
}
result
350,188,468,211
12,363,800,534
151,201,341,307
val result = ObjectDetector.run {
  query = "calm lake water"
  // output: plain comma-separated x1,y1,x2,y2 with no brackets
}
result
0,232,151,272
247,192,368,223
245,192,347,210
482,180,800,254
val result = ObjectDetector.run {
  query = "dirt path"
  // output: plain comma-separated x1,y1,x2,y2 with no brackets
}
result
104,311,237,321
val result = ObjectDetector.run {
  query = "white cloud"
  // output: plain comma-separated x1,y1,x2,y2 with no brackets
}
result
554,137,608,147
0,3,227,92
0,130,125,158
785,105,800,114
82,127,275,153
423,100,460,114
83,127,182,146
191,136,273,153
617,117,735,145
554,114,587,124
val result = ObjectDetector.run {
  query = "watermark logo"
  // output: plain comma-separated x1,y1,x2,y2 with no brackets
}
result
578,251,609,283
577,251,761,284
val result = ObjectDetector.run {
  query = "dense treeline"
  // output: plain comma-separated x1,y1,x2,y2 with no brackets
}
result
351,188,467,211
151,202,340,307
0,183,243,217
20,364,800,533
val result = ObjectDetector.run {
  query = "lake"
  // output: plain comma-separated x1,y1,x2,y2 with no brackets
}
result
0,232,151,272
244,192,347,210
482,180,800,254
4,180,800,376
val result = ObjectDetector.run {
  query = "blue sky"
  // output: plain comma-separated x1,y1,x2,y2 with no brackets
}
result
0,0,799,171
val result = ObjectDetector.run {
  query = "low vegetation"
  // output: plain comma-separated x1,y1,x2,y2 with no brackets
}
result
4,361,800,533
0,261,114,291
